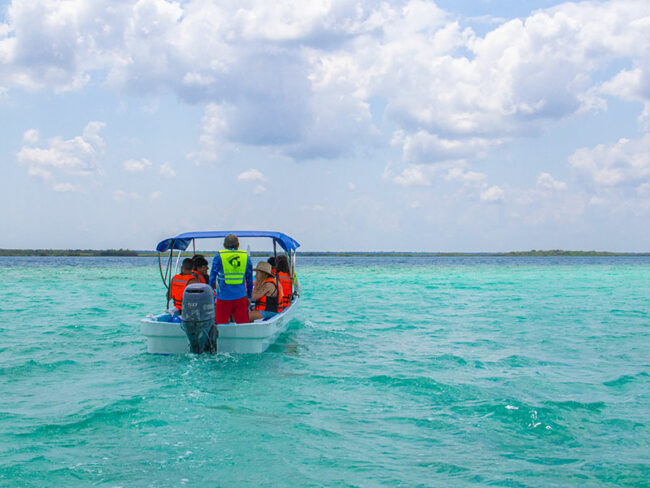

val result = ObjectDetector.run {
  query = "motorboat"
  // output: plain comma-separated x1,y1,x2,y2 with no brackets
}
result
141,231,301,354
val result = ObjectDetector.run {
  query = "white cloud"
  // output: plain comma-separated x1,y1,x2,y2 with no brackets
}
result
2,0,650,166
348,182,356,190
253,184,266,195
17,121,105,189
537,172,567,191
357,1,650,163
492,183,587,225
188,103,229,163
238,168,266,182
395,130,504,164
589,196,609,206
53,182,77,192
480,185,504,202
22,129,39,145
384,160,486,188
0,0,104,91
301,204,325,213
284,48,378,159
113,190,141,201
637,182,650,196
159,162,176,178
599,67,650,128
123,158,152,173
27,166,52,180
149,190,162,200
384,163,436,186
445,166,486,185
570,134,650,187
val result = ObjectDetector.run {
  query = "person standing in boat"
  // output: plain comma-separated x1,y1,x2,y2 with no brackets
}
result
249,261,283,321
168,258,198,313
209,234,253,324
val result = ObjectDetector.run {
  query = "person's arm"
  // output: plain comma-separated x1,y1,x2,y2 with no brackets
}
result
209,255,219,289
167,274,176,300
293,275,301,294
252,281,273,301
245,259,254,299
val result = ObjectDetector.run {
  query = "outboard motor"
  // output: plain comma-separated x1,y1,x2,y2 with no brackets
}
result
181,284,217,354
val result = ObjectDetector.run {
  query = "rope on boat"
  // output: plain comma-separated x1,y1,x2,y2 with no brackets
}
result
158,252,169,290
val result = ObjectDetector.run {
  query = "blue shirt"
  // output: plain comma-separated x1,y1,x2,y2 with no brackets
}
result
209,250,253,301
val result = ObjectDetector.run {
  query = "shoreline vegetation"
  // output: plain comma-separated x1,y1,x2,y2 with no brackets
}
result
1,249,649,257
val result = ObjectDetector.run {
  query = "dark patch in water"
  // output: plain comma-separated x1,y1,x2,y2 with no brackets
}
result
603,371,649,388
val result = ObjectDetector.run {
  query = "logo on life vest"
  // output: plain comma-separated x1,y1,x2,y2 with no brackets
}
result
228,255,241,268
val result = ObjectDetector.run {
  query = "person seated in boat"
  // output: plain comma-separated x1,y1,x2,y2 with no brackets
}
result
209,234,254,324
168,258,198,313
249,261,284,321
267,256,276,273
275,255,293,309
191,255,210,284
278,254,301,295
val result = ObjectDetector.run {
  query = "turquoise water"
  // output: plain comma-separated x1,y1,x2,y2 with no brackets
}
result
1,256,649,487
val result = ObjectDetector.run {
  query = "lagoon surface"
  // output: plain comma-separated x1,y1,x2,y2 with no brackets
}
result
1,256,649,487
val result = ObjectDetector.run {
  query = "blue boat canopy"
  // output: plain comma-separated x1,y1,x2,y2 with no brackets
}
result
156,231,300,253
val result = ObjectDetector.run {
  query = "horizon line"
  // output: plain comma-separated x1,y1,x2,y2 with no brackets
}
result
1,248,650,256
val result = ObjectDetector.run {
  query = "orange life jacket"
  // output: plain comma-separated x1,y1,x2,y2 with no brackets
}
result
276,271,292,308
191,270,217,298
254,277,284,313
192,270,208,284
170,273,195,310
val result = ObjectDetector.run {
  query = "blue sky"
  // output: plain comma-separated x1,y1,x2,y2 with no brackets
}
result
1,0,650,251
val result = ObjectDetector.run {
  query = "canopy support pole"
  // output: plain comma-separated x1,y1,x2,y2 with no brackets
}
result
273,238,280,304
289,250,294,299
166,240,174,309
290,250,296,298
173,249,182,274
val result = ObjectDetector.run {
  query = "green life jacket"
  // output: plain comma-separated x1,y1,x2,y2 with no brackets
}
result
219,249,248,285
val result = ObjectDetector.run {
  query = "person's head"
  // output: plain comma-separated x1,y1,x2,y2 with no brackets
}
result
193,255,209,274
276,255,290,274
224,234,239,250
181,258,194,273
267,256,276,268
253,261,274,280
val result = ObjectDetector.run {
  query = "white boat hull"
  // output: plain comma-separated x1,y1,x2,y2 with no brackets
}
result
141,297,300,354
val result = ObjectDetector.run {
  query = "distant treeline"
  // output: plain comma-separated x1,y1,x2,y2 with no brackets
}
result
499,250,636,257
296,250,650,257
0,249,139,257
1,249,649,257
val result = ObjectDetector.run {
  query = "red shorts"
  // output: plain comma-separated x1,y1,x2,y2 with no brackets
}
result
215,296,249,324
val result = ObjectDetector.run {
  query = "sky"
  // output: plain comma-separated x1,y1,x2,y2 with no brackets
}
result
1,0,650,252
